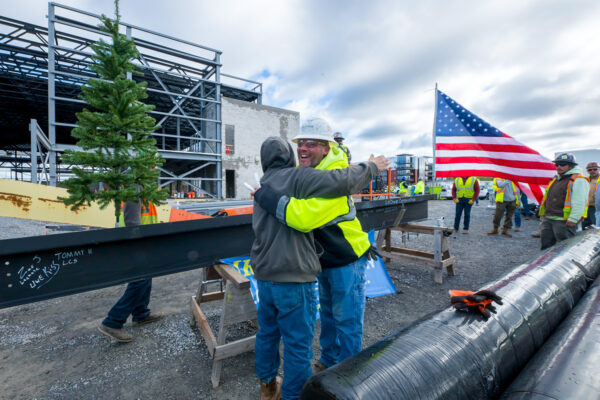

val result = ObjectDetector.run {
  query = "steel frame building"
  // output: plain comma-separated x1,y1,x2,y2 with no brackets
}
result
0,2,262,198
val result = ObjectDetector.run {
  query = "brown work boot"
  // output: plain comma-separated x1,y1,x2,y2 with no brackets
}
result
133,312,165,326
260,376,282,400
514,227,521,232
487,227,499,235
98,323,132,343
312,360,328,375
462,230,469,234
501,228,512,237
531,232,541,238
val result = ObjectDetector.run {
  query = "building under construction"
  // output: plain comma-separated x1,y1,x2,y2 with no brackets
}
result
0,3,298,199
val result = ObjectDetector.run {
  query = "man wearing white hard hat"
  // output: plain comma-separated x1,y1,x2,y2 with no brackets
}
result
253,117,385,376
251,124,389,399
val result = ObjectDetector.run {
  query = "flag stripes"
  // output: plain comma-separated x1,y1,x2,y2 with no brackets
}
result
434,89,555,203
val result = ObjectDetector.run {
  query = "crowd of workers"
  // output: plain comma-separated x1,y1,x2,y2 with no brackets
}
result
451,153,599,251
92,115,598,400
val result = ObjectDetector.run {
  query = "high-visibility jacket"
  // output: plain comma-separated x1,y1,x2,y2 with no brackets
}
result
398,180,408,193
414,180,425,195
141,201,159,224
454,177,475,198
493,178,519,206
119,200,158,226
280,146,371,268
338,143,352,163
539,173,589,220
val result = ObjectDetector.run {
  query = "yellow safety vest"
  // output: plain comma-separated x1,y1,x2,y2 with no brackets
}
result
454,177,475,198
493,178,518,206
539,173,589,219
414,180,425,195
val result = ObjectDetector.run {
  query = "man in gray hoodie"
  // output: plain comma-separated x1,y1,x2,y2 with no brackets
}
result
251,136,388,400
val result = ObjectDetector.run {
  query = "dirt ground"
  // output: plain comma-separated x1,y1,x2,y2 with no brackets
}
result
0,200,543,400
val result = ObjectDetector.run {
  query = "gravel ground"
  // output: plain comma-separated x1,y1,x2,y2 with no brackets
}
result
0,200,543,400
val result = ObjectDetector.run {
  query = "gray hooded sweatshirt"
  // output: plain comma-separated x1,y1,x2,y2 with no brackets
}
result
250,137,378,283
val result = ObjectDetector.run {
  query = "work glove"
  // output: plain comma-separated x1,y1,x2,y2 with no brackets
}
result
453,198,459,204
365,245,381,261
449,289,503,319
468,199,474,205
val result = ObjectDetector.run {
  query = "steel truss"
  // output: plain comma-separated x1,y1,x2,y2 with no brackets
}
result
0,3,262,197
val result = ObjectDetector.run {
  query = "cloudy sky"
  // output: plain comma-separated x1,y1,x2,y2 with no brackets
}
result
4,0,600,162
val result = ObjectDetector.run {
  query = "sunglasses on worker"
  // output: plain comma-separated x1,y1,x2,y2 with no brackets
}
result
555,163,570,167
587,168,598,172
296,139,327,148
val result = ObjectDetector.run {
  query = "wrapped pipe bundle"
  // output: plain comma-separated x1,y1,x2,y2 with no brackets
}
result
500,275,600,400
300,231,600,400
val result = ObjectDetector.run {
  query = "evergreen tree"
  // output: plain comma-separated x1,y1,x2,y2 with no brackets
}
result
60,0,167,224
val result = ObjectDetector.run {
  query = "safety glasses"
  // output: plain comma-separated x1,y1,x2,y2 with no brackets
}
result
555,163,570,167
296,139,327,149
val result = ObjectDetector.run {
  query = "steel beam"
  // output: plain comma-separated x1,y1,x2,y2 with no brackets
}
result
0,197,430,309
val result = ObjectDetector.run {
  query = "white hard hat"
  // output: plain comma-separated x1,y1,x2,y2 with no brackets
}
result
292,117,336,145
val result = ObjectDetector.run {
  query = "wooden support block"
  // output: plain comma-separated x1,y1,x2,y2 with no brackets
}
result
214,263,250,290
200,291,226,302
213,336,256,361
190,296,217,357
433,267,443,285
380,223,456,284
190,264,258,388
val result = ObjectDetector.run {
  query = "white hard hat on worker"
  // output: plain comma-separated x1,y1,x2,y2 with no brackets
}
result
293,117,337,167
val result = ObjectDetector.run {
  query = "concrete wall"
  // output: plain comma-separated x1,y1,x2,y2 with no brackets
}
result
221,97,299,199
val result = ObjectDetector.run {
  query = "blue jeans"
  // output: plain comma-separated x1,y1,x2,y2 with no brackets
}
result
505,206,521,227
453,198,473,231
521,193,531,217
318,256,367,367
102,279,152,329
255,280,317,400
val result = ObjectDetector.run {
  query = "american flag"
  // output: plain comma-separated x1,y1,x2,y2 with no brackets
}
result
434,89,555,203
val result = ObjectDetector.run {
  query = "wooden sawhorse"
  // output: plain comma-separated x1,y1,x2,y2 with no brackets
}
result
190,264,257,388
377,224,456,284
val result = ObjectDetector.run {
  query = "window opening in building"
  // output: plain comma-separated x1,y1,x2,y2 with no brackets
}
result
225,125,235,155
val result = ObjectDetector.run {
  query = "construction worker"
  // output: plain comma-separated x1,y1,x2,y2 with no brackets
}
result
251,131,389,400
539,153,589,250
253,117,385,381
488,178,519,237
413,177,425,196
452,176,480,234
398,176,409,195
333,131,351,163
98,199,163,342
583,161,599,229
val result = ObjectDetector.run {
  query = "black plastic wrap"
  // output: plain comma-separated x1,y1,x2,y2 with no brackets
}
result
300,230,600,400
500,275,600,400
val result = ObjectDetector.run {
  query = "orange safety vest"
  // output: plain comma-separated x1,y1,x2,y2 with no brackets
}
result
119,201,159,226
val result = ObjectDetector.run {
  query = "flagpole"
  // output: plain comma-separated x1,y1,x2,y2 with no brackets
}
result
432,83,438,181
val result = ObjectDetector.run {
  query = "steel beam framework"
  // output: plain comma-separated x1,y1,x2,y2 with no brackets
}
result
0,197,432,309
0,3,262,197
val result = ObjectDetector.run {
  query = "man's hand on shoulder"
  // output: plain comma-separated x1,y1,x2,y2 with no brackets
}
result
368,154,390,172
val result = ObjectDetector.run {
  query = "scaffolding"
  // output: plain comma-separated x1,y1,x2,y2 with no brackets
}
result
0,3,262,198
